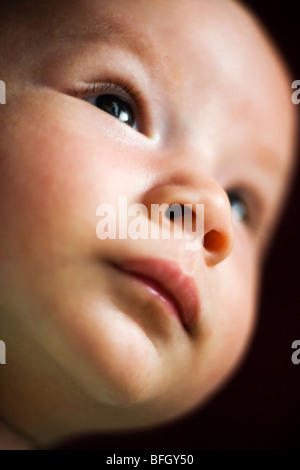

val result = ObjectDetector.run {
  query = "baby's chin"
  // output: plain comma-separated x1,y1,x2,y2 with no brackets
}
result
48,301,252,435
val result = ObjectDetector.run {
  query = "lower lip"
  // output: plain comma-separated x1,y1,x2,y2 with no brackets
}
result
112,265,185,328
126,271,182,323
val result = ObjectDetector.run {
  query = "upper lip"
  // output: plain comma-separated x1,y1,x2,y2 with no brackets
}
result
110,257,199,333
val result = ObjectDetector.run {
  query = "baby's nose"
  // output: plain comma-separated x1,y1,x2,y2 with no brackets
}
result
142,179,234,266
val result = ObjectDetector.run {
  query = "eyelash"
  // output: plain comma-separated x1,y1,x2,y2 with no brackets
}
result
73,78,147,131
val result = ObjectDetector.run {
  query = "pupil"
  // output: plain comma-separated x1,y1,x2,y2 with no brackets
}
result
95,94,134,127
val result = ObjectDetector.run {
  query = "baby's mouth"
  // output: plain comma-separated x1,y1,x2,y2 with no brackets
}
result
109,257,200,334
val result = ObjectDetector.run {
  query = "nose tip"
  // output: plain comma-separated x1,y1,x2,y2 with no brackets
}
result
142,181,234,266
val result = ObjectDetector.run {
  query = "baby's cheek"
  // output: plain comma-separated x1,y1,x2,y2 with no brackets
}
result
201,250,259,391
0,100,102,261
218,246,259,357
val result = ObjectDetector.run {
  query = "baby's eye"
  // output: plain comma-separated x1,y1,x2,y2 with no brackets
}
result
76,80,145,132
227,190,249,223
86,94,136,129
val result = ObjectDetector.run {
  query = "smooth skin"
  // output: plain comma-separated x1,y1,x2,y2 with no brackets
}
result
0,0,296,448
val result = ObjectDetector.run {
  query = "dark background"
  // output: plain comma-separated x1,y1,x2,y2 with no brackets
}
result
57,1,300,450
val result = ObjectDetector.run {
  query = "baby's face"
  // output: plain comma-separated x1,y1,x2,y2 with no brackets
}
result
0,0,296,445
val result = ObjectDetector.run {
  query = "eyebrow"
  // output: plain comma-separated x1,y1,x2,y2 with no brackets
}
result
225,144,290,184
51,12,167,81
57,15,154,59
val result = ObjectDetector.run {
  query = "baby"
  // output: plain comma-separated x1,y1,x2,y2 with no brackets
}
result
0,0,297,449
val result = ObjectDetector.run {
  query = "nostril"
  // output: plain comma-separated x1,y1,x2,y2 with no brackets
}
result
204,230,228,253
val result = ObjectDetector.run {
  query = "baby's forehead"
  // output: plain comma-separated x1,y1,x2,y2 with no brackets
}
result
0,1,284,57
0,0,279,47
3,0,289,76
